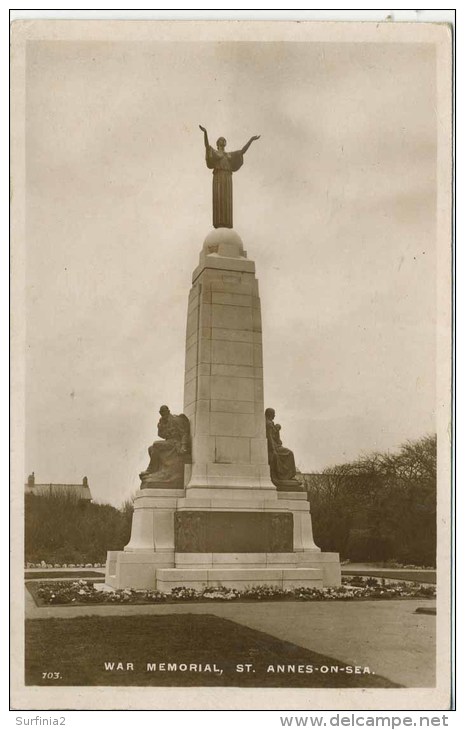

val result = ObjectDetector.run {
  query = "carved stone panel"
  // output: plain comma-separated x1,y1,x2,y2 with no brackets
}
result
174,512,207,552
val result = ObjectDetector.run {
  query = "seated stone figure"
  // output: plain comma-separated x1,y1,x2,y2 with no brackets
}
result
139,405,191,488
265,407,302,490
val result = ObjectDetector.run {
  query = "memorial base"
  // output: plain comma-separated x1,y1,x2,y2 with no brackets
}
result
105,488,341,591
104,230,342,593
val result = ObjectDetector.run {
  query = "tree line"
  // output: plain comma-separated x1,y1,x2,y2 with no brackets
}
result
24,492,134,564
302,434,437,566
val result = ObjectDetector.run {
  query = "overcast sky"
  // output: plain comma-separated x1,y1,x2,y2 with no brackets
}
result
25,37,437,506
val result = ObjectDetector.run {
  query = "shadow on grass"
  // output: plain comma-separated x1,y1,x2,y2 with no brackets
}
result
26,614,401,688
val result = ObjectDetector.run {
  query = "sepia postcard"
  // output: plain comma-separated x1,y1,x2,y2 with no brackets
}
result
10,19,453,711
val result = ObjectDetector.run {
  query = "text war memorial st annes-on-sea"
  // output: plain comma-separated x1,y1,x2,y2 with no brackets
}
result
106,127,341,592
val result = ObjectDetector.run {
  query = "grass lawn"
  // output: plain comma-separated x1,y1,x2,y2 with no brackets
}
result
342,570,436,584
25,614,400,688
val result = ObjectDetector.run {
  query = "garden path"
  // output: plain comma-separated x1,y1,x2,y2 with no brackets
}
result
25,590,435,688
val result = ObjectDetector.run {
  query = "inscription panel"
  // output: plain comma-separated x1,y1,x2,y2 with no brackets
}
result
175,511,293,553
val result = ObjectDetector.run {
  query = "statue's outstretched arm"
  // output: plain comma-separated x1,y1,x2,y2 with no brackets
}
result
241,135,261,155
199,125,209,149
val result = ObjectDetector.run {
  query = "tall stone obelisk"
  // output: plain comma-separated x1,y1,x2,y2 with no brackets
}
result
182,228,274,499
105,129,341,591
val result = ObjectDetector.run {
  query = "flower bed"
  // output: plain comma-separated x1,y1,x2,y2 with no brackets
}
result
28,576,436,607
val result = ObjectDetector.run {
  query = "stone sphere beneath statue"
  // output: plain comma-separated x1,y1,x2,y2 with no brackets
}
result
203,228,245,259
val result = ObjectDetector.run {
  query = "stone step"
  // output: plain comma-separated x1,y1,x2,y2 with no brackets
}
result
156,567,324,593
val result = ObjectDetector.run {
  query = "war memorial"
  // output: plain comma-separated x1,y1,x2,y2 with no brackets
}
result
105,127,341,592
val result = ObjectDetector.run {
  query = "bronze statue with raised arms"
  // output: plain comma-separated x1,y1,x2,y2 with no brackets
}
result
199,125,260,229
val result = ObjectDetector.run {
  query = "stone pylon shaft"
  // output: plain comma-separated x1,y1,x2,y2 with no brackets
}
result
183,229,276,499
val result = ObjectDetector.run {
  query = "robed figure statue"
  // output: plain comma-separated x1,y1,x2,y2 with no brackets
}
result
199,126,260,229
265,407,302,490
140,405,191,489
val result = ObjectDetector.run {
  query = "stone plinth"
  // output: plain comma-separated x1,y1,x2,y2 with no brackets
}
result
106,488,178,589
124,488,180,552
106,550,173,590
106,485,340,589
